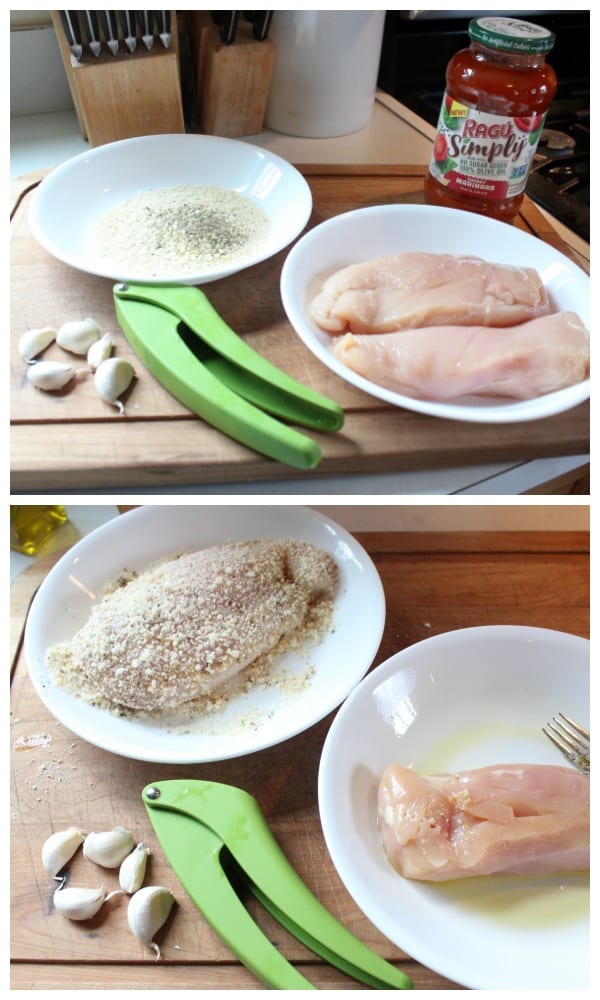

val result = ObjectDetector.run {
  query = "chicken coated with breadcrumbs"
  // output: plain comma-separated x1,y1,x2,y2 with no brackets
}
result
47,539,338,712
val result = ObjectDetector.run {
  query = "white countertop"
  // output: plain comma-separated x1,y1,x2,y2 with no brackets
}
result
10,93,589,497
11,502,589,582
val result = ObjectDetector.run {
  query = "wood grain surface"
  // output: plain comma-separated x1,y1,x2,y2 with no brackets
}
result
49,11,184,146
10,530,589,990
10,167,590,491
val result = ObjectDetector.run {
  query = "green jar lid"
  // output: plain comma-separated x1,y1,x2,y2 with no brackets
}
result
469,16,556,54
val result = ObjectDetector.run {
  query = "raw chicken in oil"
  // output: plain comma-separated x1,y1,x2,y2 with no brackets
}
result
378,763,590,881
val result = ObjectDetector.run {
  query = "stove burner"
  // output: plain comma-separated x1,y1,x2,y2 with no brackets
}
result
538,128,576,153
525,115,589,241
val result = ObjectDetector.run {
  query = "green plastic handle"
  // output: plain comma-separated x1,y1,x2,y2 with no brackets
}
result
144,793,315,989
182,336,333,431
114,293,322,470
114,282,345,432
143,780,413,991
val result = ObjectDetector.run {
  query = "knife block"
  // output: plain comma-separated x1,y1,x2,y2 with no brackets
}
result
50,10,184,147
186,13,275,138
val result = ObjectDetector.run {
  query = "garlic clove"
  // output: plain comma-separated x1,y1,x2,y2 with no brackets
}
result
53,885,107,921
83,826,135,868
94,357,135,415
127,885,175,960
42,826,85,879
56,317,101,356
27,360,76,392
119,843,150,894
19,325,57,363
87,332,114,371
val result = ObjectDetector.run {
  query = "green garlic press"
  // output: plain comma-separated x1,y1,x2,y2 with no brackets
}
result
142,779,413,990
113,283,344,470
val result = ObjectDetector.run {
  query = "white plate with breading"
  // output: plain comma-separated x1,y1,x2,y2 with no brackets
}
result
24,505,385,763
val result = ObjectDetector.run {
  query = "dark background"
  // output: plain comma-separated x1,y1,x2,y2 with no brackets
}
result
377,10,590,125
376,10,590,239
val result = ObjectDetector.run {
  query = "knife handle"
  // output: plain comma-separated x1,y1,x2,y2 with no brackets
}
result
119,10,137,52
156,11,172,48
213,10,240,44
252,11,272,40
243,11,273,40
59,10,83,59
80,10,102,57
136,9,155,49
155,11,171,33
99,11,120,55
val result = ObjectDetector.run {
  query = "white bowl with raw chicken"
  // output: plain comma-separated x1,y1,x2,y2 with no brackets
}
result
280,204,590,423
318,625,590,989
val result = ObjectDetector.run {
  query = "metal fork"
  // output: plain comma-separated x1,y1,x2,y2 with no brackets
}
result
543,713,590,774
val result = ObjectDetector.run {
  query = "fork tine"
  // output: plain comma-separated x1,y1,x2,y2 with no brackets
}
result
542,713,590,774
547,721,589,755
558,712,590,742
543,724,576,756
552,714,590,752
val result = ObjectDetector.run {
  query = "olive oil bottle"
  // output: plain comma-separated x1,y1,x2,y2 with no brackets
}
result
10,505,69,555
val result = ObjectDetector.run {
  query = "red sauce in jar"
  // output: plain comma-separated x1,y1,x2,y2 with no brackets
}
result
424,16,557,223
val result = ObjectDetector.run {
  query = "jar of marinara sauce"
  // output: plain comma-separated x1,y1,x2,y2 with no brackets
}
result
424,16,557,223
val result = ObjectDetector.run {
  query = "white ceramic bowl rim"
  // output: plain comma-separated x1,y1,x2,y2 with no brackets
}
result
28,133,313,285
318,623,590,990
23,504,386,764
280,203,590,424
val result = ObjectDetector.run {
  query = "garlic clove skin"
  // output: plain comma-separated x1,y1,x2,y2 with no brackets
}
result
83,826,135,868
119,843,150,894
19,325,57,363
42,826,85,879
127,885,175,960
94,357,135,415
27,361,76,391
87,333,114,371
56,317,101,356
53,885,107,921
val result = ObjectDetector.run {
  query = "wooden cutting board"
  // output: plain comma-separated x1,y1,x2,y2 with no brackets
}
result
10,166,590,491
10,530,590,989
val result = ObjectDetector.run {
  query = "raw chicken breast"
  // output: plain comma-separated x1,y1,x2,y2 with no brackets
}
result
310,253,551,335
331,310,589,401
47,539,338,711
378,763,590,881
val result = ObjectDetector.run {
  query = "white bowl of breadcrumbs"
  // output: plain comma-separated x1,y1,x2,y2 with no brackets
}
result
29,133,313,285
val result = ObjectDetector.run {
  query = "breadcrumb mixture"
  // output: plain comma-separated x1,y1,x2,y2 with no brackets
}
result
47,539,338,724
92,184,270,278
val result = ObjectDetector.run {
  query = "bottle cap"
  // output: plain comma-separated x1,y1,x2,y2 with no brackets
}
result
469,17,556,55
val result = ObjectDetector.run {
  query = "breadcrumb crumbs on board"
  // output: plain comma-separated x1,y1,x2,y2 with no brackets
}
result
14,732,52,750
92,184,270,278
46,539,338,729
